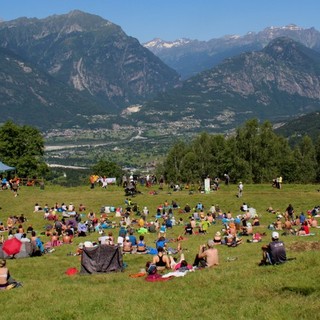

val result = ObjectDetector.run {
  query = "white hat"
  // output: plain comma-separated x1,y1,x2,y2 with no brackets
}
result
272,231,279,240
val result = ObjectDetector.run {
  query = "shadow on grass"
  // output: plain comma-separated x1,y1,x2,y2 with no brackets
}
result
280,286,317,296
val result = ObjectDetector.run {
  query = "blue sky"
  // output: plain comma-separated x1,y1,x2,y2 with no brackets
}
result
1,0,320,43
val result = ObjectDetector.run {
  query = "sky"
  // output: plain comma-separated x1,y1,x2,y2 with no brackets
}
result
1,0,320,43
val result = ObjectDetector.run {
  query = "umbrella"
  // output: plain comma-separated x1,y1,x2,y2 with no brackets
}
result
2,238,22,256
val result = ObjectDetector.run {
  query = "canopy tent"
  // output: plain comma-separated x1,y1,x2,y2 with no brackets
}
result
0,161,15,173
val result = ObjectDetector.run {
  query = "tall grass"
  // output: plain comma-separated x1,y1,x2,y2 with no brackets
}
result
0,183,319,320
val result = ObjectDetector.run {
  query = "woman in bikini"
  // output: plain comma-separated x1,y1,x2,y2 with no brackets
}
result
152,246,170,271
0,260,17,290
137,235,147,254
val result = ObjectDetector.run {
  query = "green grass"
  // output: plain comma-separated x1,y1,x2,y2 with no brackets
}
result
1,183,320,320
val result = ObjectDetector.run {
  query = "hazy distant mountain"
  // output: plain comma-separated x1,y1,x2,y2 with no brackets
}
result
144,25,320,79
0,10,180,111
0,47,108,129
135,37,320,132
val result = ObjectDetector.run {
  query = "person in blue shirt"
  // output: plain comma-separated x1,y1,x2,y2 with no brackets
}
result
299,212,306,225
128,230,137,246
156,236,167,249
31,231,45,255
196,202,203,211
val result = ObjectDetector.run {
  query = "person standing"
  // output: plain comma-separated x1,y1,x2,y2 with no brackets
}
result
101,176,108,189
224,173,230,186
238,182,243,198
89,175,96,189
278,176,283,189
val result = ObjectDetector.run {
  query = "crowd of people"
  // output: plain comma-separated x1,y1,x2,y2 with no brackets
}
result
1,184,320,287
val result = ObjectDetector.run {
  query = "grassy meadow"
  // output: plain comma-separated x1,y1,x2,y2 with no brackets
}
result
0,182,320,320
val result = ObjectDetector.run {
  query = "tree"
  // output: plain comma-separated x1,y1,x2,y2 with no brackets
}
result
163,140,188,183
180,151,199,183
234,119,260,182
0,121,47,177
191,132,215,178
91,159,123,180
158,119,319,184
314,135,320,182
293,136,317,183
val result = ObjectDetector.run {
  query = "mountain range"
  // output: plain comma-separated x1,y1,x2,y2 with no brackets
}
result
144,24,320,79
0,11,320,140
0,46,110,128
0,10,180,128
134,37,320,133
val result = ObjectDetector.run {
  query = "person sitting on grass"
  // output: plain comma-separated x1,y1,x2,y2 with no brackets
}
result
31,231,45,255
128,230,137,247
137,235,147,254
282,218,293,235
184,223,194,235
227,234,243,247
62,233,72,244
155,236,167,249
0,259,21,290
309,217,318,228
0,222,6,232
148,221,156,233
193,240,219,268
213,231,222,244
274,217,283,230
152,246,170,271
158,222,167,238
51,232,60,247
296,221,310,236
123,236,133,253
259,231,286,266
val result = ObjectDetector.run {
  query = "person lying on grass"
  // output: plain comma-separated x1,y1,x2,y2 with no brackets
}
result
169,253,193,271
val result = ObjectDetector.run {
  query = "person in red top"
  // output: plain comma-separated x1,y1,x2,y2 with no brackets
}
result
297,221,310,235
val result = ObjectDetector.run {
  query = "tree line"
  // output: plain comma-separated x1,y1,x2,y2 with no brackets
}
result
1,119,319,185
158,119,320,184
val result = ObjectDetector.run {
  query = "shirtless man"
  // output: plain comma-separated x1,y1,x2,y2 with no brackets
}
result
193,240,219,268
